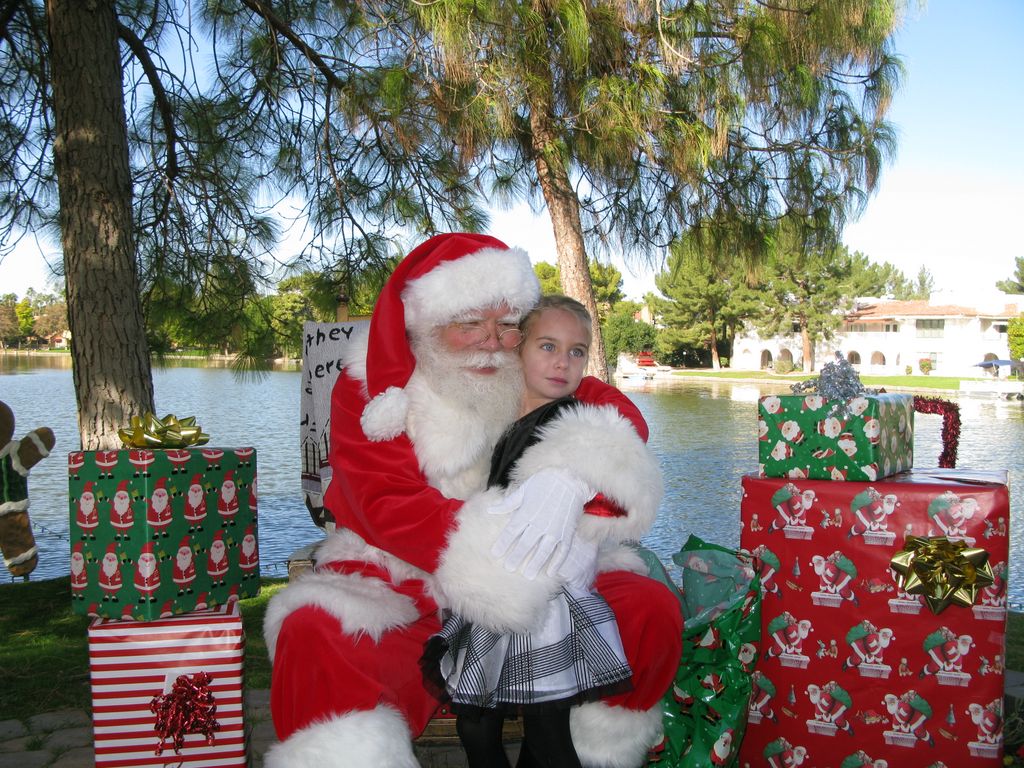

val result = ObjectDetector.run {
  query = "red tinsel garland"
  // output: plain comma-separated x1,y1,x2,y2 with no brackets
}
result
913,395,961,468
150,671,220,755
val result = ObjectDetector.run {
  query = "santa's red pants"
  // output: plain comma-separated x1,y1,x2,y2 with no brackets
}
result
270,570,683,740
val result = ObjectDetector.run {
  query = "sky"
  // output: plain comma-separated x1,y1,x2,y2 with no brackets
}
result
4,0,1023,304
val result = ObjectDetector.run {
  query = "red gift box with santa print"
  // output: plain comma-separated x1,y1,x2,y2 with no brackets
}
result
88,602,246,766
68,448,259,620
738,470,1010,767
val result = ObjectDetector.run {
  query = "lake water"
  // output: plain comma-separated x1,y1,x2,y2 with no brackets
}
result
2,355,1021,608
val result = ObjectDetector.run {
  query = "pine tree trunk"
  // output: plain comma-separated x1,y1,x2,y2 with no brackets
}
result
528,109,609,382
709,323,721,370
801,324,814,373
47,0,154,449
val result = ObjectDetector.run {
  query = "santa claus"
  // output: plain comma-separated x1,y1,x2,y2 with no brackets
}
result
128,448,155,477
263,234,680,768
184,474,207,532
75,481,99,540
238,525,259,578
146,477,173,538
68,451,85,479
134,541,161,602
207,530,228,586
173,535,196,595
94,450,119,479
109,480,134,540
217,470,239,525
70,542,88,599
98,542,122,601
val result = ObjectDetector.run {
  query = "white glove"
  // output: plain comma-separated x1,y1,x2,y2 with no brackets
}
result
556,534,599,590
488,467,593,580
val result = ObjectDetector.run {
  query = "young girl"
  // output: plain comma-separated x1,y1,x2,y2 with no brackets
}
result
428,295,663,768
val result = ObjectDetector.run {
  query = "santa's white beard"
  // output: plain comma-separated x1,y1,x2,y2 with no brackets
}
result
410,333,523,428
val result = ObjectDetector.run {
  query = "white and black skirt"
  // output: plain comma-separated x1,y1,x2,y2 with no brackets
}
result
428,585,633,712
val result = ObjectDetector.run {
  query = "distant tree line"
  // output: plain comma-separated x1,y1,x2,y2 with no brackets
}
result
0,289,68,349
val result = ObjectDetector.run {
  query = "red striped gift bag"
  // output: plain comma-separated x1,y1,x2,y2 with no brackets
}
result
88,602,246,767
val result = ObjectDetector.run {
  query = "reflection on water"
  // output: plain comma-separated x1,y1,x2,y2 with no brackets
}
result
2,358,1021,609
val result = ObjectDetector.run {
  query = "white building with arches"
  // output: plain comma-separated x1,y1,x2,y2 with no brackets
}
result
731,298,1021,377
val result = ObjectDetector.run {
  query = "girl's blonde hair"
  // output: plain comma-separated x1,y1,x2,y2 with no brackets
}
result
519,294,592,345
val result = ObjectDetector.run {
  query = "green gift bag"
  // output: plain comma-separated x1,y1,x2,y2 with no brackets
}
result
644,535,762,767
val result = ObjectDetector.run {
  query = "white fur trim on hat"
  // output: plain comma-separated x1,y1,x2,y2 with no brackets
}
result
570,702,664,768
264,705,418,768
402,246,539,331
360,386,410,442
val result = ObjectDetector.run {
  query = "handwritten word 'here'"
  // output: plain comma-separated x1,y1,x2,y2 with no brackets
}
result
304,325,356,393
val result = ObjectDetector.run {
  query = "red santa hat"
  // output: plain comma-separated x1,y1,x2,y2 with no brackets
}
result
83,481,94,495
105,542,117,556
243,525,254,538
140,541,155,557
190,474,202,486
224,470,234,483
116,479,129,493
179,535,191,551
72,541,83,556
211,530,224,546
154,477,167,492
361,233,540,441
121,605,135,620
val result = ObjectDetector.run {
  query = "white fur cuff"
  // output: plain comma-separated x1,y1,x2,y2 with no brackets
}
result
571,702,664,768
433,488,559,634
264,705,418,768
263,570,419,659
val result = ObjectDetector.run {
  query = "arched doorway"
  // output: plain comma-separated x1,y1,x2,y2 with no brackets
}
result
778,349,793,364
871,351,885,366
847,351,861,365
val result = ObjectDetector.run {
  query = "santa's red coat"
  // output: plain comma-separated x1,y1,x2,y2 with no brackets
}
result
266,332,681,767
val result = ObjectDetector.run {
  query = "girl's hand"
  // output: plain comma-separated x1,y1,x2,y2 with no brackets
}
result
488,467,593,580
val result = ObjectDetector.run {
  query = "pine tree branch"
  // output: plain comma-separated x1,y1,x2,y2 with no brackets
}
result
0,0,21,43
239,0,345,91
116,22,178,186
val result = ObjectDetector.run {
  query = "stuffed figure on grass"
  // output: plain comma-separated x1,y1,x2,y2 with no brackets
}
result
0,400,55,578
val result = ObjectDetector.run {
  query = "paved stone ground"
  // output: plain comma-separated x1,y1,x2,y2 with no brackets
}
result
0,688,522,768
2,675,1021,767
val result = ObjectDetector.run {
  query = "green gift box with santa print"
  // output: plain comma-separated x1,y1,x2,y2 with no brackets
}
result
67,447,259,620
758,393,914,482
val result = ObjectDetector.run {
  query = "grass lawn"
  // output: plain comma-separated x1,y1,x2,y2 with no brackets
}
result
668,369,969,392
0,576,287,722
1,575,1022,724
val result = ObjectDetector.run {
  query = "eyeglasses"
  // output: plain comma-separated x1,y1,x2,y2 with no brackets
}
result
448,321,524,348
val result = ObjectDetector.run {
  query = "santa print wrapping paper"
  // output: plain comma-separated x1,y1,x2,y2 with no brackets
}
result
89,602,246,767
738,470,1010,768
68,448,259,620
758,393,914,482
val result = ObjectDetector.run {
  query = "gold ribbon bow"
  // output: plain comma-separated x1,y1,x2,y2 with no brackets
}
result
890,535,994,614
118,413,210,449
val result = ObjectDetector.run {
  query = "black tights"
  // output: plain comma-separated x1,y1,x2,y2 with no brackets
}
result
456,709,583,768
